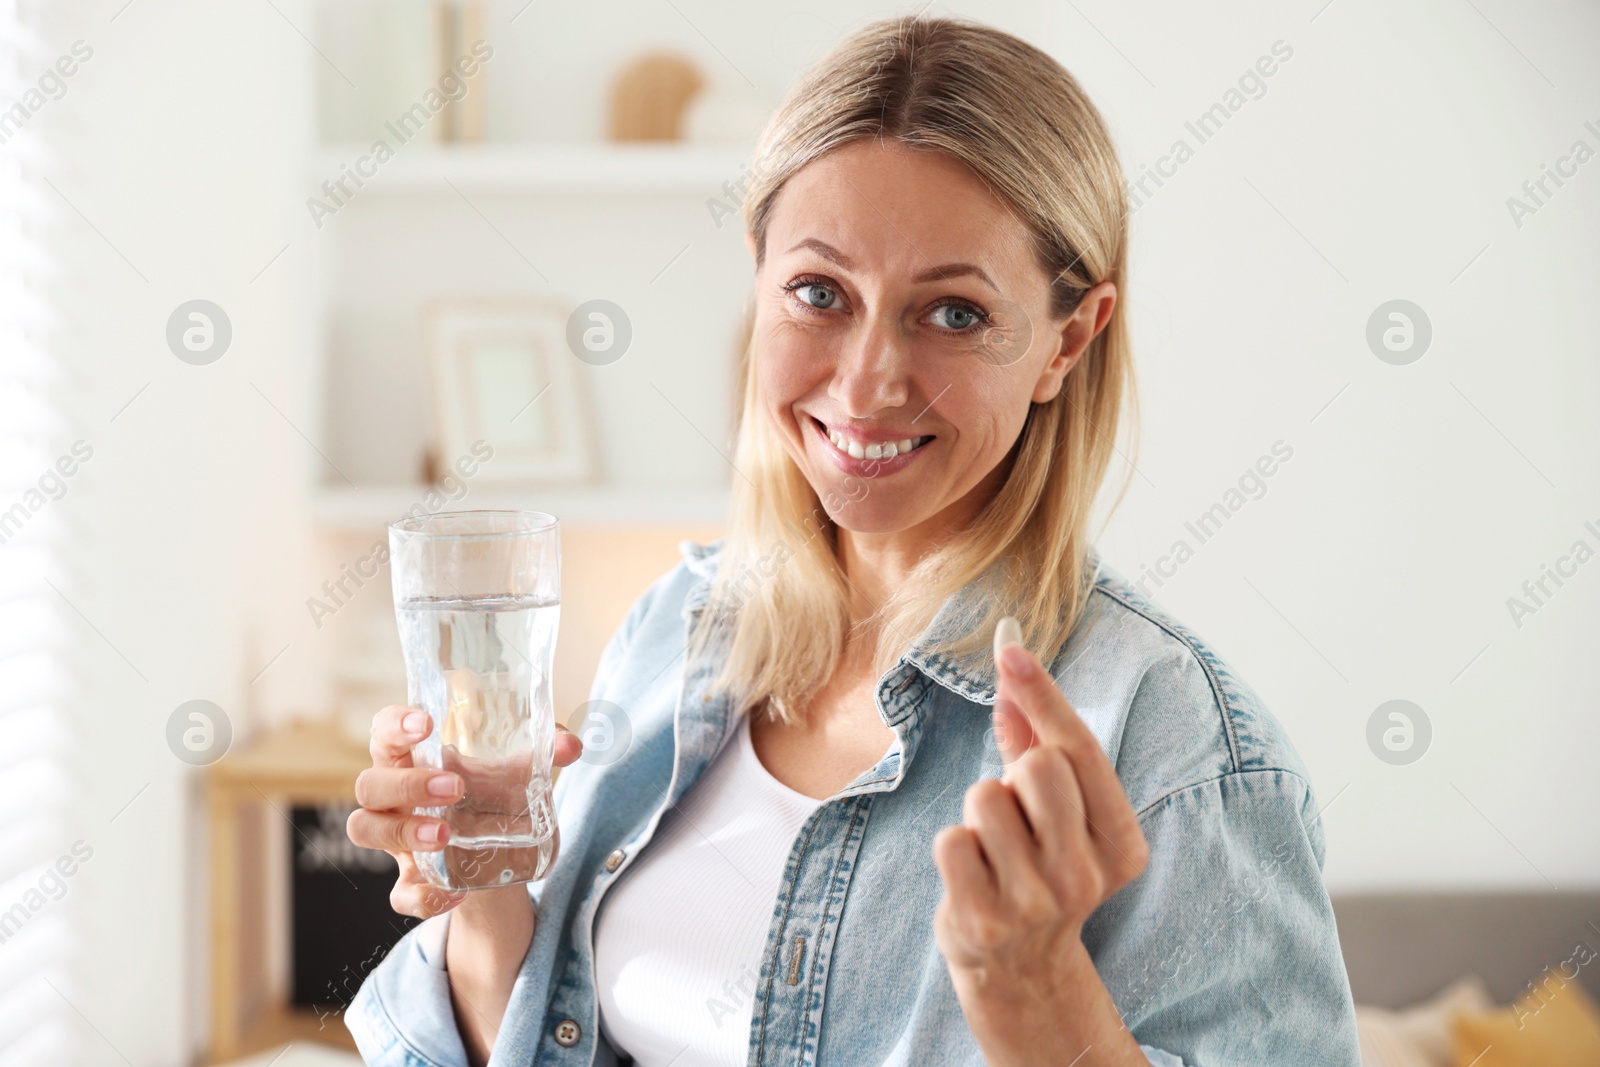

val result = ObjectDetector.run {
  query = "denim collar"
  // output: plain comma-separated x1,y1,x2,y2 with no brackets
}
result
675,538,1103,707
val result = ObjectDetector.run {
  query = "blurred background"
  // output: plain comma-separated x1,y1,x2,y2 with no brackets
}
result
1,0,1596,1064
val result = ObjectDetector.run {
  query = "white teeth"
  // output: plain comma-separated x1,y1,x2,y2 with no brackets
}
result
822,423,929,462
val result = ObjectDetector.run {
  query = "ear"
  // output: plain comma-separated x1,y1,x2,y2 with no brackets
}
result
1031,281,1117,404
744,230,758,261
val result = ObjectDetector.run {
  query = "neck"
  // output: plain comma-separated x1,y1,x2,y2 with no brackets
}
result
833,457,1008,628
835,527,922,620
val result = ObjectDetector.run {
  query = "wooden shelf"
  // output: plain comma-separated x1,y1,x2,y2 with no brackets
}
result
310,484,731,529
206,718,375,1066
307,142,751,193
205,1003,357,1065
209,716,371,791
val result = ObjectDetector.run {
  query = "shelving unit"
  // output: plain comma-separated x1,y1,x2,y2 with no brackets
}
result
310,483,732,528
308,141,750,193
298,0,765,534
300,135,751,531
296,109,753,739
220,7,758,1060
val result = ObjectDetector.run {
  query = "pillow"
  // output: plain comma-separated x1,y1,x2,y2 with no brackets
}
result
1451,974,1600,1066
1356,975,1496,1067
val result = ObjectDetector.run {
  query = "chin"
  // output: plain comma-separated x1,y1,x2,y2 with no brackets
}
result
811,492,930,535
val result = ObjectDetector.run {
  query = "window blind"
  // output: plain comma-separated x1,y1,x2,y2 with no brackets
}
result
0,0,77,1062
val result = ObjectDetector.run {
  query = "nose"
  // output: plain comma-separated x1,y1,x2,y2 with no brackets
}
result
829,313,911,419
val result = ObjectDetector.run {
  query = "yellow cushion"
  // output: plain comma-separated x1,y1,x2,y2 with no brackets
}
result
1451,973,1600,1066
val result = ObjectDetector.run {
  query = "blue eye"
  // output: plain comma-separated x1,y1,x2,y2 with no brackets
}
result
790,282,839,310
929,303,985,332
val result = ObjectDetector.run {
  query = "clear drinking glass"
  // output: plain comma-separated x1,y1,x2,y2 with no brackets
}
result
387,510,560,890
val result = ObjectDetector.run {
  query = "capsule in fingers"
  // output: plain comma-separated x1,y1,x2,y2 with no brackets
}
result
994,615,1024,662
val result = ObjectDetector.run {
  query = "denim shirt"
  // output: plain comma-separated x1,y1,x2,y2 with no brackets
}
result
348,539,1360,1067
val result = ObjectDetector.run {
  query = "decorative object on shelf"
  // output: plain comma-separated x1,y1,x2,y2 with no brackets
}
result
335,0,432,143
607,52,705,142
321,0,489,145
435,0,487,142
422,299,597,486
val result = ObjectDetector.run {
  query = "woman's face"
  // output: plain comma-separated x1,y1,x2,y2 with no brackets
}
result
749,138,1114,542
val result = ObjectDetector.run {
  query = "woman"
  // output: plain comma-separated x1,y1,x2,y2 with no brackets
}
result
346,15,1359,1067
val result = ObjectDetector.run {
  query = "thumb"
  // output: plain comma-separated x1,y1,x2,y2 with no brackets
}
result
992,616,1037,765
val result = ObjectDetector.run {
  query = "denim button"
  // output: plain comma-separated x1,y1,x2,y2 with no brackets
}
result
554,1018,581,1046
604,848,625,872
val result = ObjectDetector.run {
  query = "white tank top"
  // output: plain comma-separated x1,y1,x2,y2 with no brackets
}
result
592,713,827,1066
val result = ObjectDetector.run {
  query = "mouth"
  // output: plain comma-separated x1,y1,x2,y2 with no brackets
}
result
807,415,934,474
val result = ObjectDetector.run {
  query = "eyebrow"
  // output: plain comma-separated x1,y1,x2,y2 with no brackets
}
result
784,237,999,292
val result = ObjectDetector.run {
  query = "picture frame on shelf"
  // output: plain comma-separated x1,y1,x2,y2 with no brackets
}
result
422,298,597,485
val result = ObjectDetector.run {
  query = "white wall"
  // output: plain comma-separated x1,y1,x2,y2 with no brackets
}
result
1043,1,1600,891
28,0,1599,1063
40,1,317,1063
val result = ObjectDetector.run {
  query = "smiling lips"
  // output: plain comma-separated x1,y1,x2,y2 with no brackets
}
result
809,415,933,470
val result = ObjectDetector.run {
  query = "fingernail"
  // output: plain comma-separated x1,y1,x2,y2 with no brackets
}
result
404,711,428,735
427,773,459,797
417,822,441,844
1001,643,1034,677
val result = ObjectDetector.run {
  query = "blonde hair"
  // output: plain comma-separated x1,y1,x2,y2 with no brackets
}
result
691,14,1139,724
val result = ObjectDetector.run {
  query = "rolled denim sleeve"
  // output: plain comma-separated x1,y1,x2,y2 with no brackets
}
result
1084,768,1360,1066
347,911,470,1067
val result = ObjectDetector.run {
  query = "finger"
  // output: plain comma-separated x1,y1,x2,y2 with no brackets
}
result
354,765,464,811
1008,745,1102,902
371,704,431,767
395,851,467,908
992,701,1035,766
932,824,997,911
347,807,451,852
1033,703,1145,881
392,861,469,919
1005,745,1072,858
961,778,1054,915
996,641,1085,754
932,825,1003,970
554,723,583,768
389,853,468,919
993,618,1037,766
1054,746,1146,883
996,641,1145,872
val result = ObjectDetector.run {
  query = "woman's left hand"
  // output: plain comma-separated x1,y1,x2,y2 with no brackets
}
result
931,634,1151,1066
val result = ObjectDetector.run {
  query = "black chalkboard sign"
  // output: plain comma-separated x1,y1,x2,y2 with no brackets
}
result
290,802,420,1014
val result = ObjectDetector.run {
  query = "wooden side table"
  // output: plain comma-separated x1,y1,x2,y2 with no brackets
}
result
205,716,372,1064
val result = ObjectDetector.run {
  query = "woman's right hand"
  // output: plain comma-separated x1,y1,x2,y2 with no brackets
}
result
346,704,584,919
